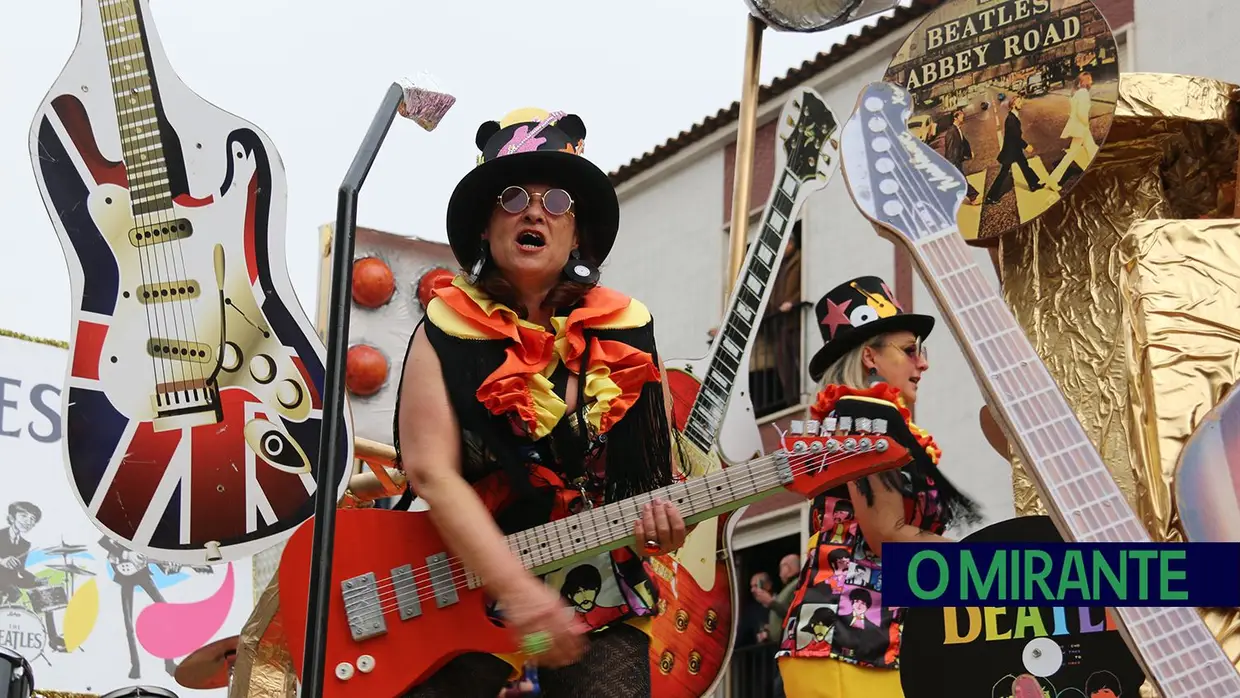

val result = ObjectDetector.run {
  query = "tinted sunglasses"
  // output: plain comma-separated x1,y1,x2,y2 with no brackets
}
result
497,185,574,216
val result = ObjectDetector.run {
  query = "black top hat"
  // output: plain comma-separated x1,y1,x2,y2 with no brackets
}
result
445,107,620,271
808,275,935,382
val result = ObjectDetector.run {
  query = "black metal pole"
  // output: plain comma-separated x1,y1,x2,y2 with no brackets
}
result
300,81,406,698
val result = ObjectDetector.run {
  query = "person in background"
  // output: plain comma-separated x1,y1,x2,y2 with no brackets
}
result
754,554,801,698
744,572,776,645
773,276,981,697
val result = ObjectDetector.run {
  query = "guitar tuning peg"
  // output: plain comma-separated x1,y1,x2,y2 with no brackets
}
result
789,420,805,435
822,417,837,433
872,418,888,434
838,416,853,432
805,420,821,436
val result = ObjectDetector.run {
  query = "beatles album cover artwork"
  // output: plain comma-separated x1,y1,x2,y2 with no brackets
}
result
898,516,1144,698
883,0,1120,244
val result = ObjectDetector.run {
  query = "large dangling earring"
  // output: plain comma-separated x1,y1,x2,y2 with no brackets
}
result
563,248,600,285
468,242,488,284
866,366,883,386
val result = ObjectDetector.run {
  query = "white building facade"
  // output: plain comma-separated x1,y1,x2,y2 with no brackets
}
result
598,0,1136,691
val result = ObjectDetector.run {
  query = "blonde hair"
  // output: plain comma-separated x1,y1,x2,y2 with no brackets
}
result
817,335,888,391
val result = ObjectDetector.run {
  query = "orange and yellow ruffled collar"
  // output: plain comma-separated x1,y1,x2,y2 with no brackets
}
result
426,275,660,440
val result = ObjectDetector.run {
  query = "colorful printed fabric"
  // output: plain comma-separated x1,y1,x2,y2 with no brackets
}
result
421,275,664,637
774,383,948,670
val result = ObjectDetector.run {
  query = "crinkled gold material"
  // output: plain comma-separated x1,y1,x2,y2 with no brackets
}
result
1120,219,1240,543
998,71,1238,521
1118,218,1240,696
229,572,296,698
993,73,1240,694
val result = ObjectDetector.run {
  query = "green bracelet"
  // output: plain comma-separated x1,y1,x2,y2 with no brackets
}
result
520,630,552,655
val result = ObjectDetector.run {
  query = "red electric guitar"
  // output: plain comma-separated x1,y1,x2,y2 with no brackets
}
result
651,86,839,697
28,0,352,565
278,394,913,698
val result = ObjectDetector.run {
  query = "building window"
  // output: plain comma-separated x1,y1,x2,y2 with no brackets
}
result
749,223,804,418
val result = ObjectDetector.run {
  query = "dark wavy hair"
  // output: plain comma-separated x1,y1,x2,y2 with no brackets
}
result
475,240,600,317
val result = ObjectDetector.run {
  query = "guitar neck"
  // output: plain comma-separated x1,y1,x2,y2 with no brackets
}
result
499,450,792,579
683,170,800,452
96,0,174,215
907,225,1240,696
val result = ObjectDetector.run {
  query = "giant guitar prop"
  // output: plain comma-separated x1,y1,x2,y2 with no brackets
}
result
840,80,1240,697
650,87,839,698
278,394,913,698
28,0,353,565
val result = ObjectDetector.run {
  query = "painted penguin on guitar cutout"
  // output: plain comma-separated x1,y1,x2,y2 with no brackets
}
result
28,0,352,564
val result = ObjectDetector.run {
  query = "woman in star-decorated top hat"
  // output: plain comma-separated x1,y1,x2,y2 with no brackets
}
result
392,107,688,697
773,275,981,697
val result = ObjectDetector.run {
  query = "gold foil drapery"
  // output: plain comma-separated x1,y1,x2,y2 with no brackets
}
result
991,73,1240,694
996,72,1239,526
1120,219,1240,544
229,574,297,698
1117,218,1240,689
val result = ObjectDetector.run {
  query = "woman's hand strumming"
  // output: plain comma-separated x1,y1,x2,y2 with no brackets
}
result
498,575,588,668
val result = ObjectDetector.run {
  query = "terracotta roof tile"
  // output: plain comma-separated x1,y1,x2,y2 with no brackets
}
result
608,0,945,186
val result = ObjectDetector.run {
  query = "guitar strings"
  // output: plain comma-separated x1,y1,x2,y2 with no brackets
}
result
97,0,167,397
334,446,887,625
103,0,208,413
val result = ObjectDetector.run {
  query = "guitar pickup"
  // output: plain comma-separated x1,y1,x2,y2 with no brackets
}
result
390,564,422,621
426,553,459,609
128,218,193,247
341,572,387,642
137,280,201,304
147,339,213,364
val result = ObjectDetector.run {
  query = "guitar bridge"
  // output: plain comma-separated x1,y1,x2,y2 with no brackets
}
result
342,572,387,641
150,379,219,431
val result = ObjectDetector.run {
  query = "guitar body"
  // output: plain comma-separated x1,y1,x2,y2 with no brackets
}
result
279,508,515,698
29,0,351,564
1174,384,1240,542
647,358,759,698
278,400,905,698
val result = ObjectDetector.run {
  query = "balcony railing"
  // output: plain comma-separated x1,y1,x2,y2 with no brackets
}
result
725,640,783,698
748,306,804,419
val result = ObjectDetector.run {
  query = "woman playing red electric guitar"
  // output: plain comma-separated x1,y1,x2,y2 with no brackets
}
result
393,107,688,697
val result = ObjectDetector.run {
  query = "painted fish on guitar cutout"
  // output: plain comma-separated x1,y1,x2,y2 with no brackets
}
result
28,0,353,565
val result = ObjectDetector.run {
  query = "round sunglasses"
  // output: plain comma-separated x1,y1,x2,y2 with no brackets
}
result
497,186,574,216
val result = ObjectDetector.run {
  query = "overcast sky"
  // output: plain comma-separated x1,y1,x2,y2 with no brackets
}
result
2,0,899,342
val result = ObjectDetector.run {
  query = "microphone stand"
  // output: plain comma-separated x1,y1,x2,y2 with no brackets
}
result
300,79,455,698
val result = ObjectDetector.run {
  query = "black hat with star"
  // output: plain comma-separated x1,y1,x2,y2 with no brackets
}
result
809,275,935,382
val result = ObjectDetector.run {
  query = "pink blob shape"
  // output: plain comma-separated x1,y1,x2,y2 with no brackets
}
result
135,562,235,659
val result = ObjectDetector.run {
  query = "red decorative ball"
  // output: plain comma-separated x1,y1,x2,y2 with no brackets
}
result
417,268,456,309
352,257,395,308
346,344,388,396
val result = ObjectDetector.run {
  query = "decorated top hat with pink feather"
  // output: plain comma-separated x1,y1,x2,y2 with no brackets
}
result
445,107,619,272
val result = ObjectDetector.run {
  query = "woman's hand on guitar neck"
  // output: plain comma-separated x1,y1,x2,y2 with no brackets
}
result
498,575,589,669
632,497,687,556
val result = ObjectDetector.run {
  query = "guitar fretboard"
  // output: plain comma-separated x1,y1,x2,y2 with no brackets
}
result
497,448,792,578
682,170,800,453
914,226,1240,697
97,0,174,217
